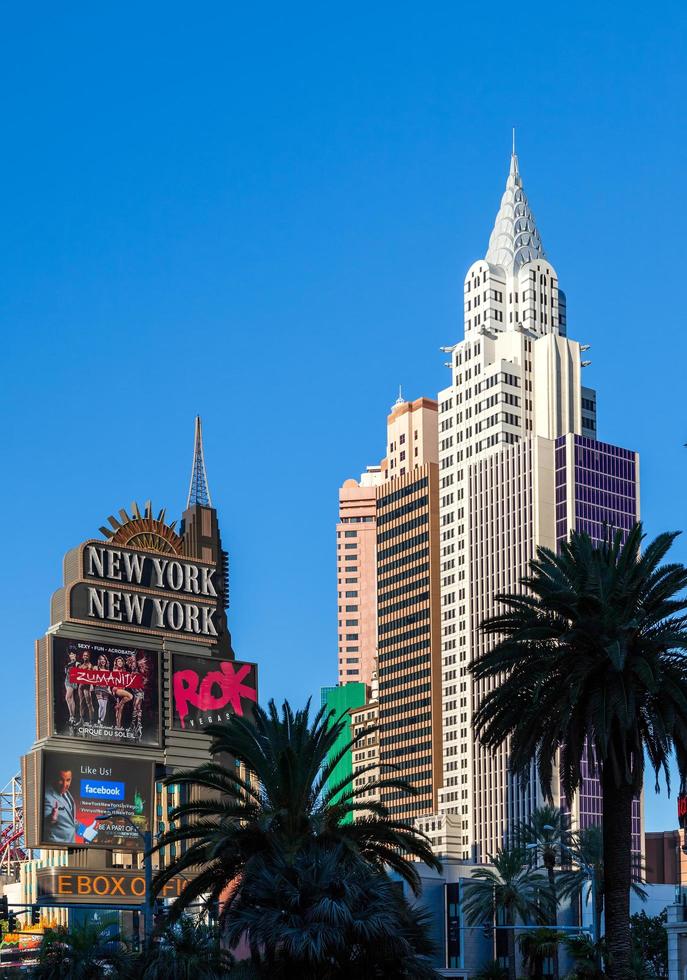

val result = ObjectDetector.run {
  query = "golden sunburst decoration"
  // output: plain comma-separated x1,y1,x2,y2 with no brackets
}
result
99,501,184,555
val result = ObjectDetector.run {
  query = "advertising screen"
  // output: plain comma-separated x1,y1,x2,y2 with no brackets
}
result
171,655,257,731
41,749,153,851
52,638,160,747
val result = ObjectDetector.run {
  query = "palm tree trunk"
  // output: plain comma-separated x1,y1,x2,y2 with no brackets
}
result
602,771,634,980
595,880,604,962
506,910,517,980
547,865,559,980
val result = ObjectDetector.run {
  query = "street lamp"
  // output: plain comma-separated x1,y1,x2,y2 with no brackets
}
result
94,811,153,946
528,824,598,944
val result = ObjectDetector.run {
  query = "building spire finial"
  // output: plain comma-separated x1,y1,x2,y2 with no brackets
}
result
485,137,545,273
186,416,212,509
391,385,406,412
510,127,519,176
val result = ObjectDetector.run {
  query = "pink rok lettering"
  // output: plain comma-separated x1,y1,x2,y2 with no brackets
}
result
173,662,257,729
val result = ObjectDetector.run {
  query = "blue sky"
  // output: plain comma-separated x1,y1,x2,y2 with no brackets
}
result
1,2,686,831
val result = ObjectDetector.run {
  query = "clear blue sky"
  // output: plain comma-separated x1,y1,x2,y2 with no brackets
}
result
1,2,686,832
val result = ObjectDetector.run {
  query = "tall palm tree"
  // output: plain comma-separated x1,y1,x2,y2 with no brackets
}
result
151,699,440,946
471,525,687,980
462,847,548,980
516,805,571,979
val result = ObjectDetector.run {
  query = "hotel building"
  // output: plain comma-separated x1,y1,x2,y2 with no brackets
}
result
336,468,384,687
427,146,640,860
336,395,443,824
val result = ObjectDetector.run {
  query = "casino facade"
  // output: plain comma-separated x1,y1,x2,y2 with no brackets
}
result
20,417,257,916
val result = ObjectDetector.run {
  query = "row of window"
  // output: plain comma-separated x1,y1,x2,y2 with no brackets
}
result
377,530,429,562
377,552,430,586
377,573,430,605
378,607,430,636
376,493,426,527
378,590,431,617
377,512,428,544
377,640,430,669
377,476,428,508
377,622,430,650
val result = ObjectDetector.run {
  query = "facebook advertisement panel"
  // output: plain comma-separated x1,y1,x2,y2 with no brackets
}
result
51,637,161,748
41,749,153,851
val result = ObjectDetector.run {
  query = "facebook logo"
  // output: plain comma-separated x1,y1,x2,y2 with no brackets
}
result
80,779,125,800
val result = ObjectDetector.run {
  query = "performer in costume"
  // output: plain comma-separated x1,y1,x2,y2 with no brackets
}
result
93,654,112,725
63,647,79,727
112,655,133,730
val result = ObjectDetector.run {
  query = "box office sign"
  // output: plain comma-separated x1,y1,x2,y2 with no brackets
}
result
52,637,161,748
68,543,221,638
36,868,191,906
171,654,258,731
41,749,153,851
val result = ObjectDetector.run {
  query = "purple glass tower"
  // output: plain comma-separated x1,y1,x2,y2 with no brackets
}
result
555,433,641,853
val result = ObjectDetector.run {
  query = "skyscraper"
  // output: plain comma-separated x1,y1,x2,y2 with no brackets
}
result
428,146,640,861
334,394,443,825
336,466,384,687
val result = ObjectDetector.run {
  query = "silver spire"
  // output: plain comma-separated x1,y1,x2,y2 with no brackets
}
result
391,384,405,411
186,416,212,508
485,140,545,274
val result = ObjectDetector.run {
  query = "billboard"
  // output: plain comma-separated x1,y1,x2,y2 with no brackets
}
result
37,868,190,906
51,638,160,747
41,749,153,850
171,655,257,731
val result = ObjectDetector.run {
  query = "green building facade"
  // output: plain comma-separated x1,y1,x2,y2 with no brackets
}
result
321,682,367,821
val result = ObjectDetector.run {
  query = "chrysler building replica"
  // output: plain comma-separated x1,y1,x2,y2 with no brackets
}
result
425,142,640,861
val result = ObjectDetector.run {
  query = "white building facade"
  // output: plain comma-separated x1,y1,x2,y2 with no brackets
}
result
433,148,640,861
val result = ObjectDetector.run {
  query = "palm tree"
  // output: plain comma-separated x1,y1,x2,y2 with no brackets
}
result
516,806,571,979
518,928,567,980
471,525,687,980
151,699,440,965
462,847,548,980
134,917,233,979
557,824,647,950
564,933,606,979
32,923,130,979
473,963,509,980
222,842,439,978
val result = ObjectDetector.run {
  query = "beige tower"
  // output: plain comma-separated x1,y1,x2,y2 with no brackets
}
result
431,148,640,861
336,466,384,688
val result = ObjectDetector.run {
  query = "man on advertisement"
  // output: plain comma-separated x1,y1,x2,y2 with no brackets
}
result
43,768,76,844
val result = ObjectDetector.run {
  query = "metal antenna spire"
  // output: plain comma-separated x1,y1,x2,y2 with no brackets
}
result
391,384,405,411
186,416,212,508
512,126,516,156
